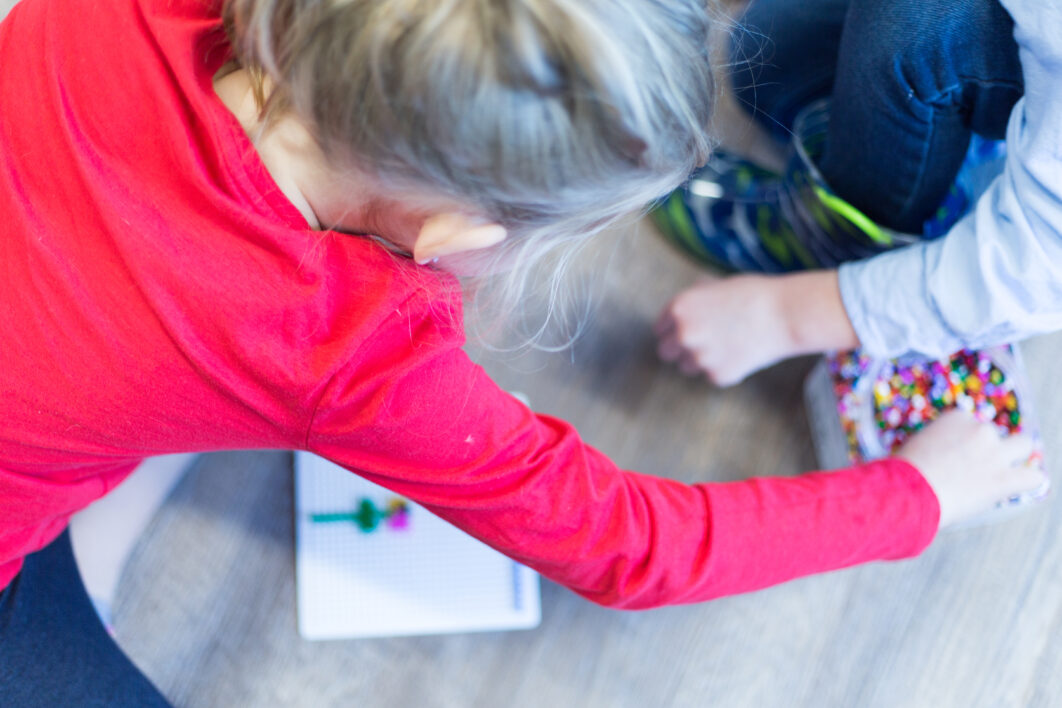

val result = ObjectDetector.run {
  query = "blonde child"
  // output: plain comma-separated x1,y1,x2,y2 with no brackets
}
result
0,0,1043,704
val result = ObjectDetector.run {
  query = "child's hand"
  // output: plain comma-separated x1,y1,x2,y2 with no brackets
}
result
655,271,859,386
654,274,794,386
895,410,1048,529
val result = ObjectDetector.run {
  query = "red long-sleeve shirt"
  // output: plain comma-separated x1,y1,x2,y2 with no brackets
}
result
0,0,940,606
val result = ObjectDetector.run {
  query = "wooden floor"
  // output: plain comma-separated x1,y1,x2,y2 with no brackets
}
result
8,1,1062,705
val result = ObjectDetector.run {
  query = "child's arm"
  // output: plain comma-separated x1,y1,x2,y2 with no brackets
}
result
659,2,1062,382
662,1,1062,382
306,310,1039,608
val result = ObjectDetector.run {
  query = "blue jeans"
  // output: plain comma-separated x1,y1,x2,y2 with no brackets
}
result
730,0,1024,233
0,531,171,707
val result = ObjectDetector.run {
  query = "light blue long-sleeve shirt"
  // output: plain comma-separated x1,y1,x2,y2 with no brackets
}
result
838,0,1062,358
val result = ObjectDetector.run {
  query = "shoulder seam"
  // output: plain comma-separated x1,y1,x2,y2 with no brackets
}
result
301,290,423,451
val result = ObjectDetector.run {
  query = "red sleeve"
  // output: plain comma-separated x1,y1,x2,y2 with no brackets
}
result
307,304,940,609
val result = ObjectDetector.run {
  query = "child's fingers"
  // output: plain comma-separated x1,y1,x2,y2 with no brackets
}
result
999,430,1036,468
653,305,676,337
678,351,703,377
981,430,1046,507
989,466,1050,520
656,332,684,362
997,464,1049,500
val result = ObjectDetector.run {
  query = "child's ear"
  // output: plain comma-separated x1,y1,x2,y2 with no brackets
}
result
413,213,507,264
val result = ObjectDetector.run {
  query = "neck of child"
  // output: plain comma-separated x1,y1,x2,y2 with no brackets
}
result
213,68,328,231
212,68,507,271
212,69,433,257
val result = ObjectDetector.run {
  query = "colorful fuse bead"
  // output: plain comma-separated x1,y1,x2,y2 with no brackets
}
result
828,348,1028,463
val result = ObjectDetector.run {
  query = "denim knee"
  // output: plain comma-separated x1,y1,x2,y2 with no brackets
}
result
842,0,1022,134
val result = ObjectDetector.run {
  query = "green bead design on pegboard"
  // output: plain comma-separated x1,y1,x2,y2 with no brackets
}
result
310,497,411,532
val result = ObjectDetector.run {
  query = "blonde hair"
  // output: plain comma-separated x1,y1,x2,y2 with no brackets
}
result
224,0,717,345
